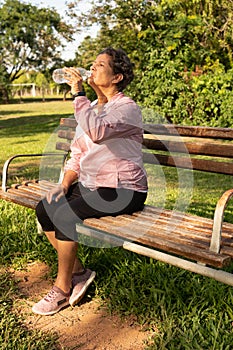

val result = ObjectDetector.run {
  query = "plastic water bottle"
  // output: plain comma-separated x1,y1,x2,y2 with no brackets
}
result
52,68,91,84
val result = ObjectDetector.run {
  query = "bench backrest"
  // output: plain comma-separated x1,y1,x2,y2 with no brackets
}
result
57,118,233,175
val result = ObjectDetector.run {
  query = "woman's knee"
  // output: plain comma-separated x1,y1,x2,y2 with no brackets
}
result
53,203,82,241
35,199,55,232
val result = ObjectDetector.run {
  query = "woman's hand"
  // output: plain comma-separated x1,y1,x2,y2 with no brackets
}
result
46,184,68,204
63,67,83,95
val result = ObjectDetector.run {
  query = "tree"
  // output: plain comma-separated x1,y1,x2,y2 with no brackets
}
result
68,0,233,126
0,0,74,102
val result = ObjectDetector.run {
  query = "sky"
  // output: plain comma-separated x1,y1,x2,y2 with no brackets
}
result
29,0,97,60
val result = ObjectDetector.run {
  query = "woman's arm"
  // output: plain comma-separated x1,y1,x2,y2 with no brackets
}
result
75,98,143,143
46,170,78,204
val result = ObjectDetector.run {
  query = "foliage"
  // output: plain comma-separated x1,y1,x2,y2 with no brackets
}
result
0,0,74,102
138,52,233,127
68,0,233,126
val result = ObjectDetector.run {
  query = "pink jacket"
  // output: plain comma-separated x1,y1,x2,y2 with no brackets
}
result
65,92,148,192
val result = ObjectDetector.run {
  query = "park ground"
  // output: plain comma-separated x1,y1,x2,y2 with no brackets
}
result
6,261,155,350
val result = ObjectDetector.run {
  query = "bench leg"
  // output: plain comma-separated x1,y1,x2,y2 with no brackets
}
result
210,189,233,253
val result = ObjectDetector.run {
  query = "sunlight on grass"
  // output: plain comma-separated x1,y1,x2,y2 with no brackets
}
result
0,100,74,169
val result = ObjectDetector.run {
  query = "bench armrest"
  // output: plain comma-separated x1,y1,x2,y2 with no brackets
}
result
2,153,67,192
210,189,233,253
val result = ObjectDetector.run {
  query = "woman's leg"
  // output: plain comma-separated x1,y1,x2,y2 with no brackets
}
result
55,240,78,293
33,184,147,315
44,230,84,275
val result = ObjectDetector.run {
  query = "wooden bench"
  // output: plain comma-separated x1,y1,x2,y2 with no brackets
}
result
1,117,233,287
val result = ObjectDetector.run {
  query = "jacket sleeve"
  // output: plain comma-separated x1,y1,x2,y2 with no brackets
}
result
64,139,81,176
74,97,143,144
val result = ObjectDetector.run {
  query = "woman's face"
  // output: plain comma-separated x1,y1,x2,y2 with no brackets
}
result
91,53,116,88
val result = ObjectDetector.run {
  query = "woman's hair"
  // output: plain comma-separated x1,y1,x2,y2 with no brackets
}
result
98,47,134,91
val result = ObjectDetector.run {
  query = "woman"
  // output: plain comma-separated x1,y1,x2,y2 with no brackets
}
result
33,47,148,315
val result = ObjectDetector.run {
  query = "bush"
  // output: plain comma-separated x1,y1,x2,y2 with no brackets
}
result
137,52,233,127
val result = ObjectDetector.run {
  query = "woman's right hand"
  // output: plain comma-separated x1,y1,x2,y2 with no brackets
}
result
63,67,84,95
46,184,68,204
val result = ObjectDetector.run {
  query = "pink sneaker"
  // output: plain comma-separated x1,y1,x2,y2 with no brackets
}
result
32,286,70,316
69,269,96,307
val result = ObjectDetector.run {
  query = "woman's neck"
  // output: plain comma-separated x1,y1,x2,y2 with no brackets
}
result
100,87,120,102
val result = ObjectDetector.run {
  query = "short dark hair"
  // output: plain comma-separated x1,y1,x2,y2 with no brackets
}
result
98,47,134,91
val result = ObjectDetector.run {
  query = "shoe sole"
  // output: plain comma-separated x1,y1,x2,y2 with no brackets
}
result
69,271,96,307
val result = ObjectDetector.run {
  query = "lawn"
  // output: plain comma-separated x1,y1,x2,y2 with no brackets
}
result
1,99,233,349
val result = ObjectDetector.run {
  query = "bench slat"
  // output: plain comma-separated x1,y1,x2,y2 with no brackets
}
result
0,180,57,209
26,180,57,190
82,217,230,267
0,190,39,209
7,187,43,199
143,153,233,174
143,138,233,158
101,214,233,259
60,119,233,140
85,211,233,251
144,124,233,139
58,129,75,140
60,118,77,128
116,214,214,243
133,209,233,238
56,142,71,152
90,215,212,250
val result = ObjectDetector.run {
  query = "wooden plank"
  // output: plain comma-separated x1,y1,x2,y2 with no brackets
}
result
0,190,38,209
90,215,212,250
141,206,233,237
123,209,233,257
112,214,213,243
143,152,233,174
25,181,57,193
58,129,75,140
56,142,71,152
0,180,56,208
7,187,43,200
60,119,233,140
60,118,77,128
82,217,230,267
10,185,47,197
143,138,233,158
133,209,214,233
221,246,233,258
109,214,233,256
144,124,233,140
38,180,58,188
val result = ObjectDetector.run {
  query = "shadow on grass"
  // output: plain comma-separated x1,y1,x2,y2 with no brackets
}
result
0,113,73,138
0,110,32,116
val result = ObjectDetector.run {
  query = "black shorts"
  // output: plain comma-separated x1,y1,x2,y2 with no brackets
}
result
36,182,147,241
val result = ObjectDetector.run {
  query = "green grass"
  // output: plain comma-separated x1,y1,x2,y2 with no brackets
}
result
0,99,73,158
0,99,74,183
1,99,233,349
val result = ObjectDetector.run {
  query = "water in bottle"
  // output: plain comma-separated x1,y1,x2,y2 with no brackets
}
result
52,68,91,84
